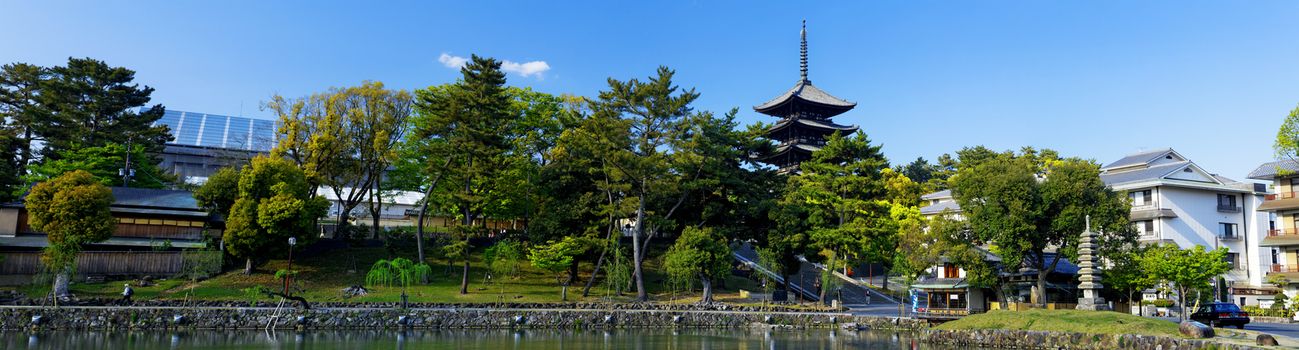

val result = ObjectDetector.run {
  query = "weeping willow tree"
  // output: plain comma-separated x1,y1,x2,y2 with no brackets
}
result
366,258,432,306
603,236,632,297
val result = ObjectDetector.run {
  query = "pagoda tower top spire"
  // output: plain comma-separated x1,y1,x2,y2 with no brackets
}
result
752,21,857,118
800,19,808,82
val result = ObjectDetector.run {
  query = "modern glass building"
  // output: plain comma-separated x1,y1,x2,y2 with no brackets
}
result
153,109,278,152
150,110,277,183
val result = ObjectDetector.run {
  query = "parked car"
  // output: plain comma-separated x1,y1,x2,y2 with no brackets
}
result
1190,302,1250,329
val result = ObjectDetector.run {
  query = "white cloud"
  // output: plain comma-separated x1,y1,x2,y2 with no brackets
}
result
438,53,469,69
437,53,551,79
501,60,551,78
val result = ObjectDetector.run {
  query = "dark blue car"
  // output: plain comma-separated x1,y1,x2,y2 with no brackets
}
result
1190,302,1250,329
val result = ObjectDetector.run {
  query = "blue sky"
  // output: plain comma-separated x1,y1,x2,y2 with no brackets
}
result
4,1,1299,180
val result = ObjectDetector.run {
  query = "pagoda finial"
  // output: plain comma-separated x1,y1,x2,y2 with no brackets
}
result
800,20,809,82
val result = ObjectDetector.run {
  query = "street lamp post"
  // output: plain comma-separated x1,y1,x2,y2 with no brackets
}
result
285,237,297,295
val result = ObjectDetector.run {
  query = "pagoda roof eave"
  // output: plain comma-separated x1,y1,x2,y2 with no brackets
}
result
767,118,859,135
753,80,856,116
763,143,822,160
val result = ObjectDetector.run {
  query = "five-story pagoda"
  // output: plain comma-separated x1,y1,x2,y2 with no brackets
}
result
756,21,859,173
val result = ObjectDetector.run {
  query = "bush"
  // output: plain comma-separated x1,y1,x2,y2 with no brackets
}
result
1243,305,1290,318
1140,299,1174,307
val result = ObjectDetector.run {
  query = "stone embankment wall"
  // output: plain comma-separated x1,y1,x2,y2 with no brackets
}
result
922,329,1269,350
0,307,926,331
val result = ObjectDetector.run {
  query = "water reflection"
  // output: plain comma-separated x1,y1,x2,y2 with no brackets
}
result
1,329,993,349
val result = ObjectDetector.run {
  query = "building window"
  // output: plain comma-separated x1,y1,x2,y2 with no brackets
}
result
1274,249,1281,265
1220,223,1238,238
1129,190,1152,206
943,263,959,279
1133,220,1155,236
1217,194,1238,211
1225,252,1240,268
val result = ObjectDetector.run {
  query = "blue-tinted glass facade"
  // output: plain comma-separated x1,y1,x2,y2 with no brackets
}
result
251,120,277,151
224,118,253,150
173,112,201,145
198,115,226,147
152,109,278,151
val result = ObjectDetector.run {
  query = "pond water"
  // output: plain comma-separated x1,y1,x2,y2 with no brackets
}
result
0,329,996,349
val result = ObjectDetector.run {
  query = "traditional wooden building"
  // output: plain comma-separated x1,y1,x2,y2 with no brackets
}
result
0,187,221,283
755,21,859,173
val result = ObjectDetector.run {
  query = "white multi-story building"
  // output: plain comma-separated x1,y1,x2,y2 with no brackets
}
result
917,148,1275,306
1100,148,1271,306
1247,159,1299,304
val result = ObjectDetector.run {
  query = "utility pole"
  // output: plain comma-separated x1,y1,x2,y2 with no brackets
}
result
120,135,134,187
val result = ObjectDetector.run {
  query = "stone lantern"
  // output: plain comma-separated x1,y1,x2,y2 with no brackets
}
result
1077,216,1112,311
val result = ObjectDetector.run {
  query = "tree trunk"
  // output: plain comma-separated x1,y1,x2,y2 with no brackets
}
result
1179,286,1188,322
244,258,253,275
415,188,432,265
882,267,889,292
459,257,470,295
700,275,713,304
582,251,607,297
1035,270,1048,307
632,182,648,302
369,186,383,240
782,272,793,301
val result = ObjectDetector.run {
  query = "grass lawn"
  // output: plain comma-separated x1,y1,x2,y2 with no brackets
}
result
7,244,799,308
934,309,1183,338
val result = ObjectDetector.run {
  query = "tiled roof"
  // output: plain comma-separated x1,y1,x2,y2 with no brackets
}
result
921,189,951,200
1100,148,1173,170
920,200,961,215
109,187,201,211
1099,161,1188,186
1248,159,1299,180
754,80,856,112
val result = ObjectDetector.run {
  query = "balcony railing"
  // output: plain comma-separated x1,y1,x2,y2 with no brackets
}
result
1271,264,1299,273
1217,205,1241,213
1219,232,1241,240
1268,229,1299,237
1266,192,1299,201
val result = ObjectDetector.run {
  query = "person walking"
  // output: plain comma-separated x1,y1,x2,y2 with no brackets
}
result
121,283,134,305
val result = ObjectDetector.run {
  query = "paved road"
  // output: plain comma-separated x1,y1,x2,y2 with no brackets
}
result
1154,316,1299,339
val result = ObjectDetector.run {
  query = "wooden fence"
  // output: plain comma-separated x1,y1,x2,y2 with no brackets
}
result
0,251,216,276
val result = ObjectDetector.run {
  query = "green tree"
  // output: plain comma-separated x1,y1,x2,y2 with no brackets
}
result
662,226,732,303
0,63,47,199
34,58,170,162
365,257,431,306
483,239,524,283
586,67,705,301
1142,244,1231,321
528,236,584,301
392,84,455,265
25,170,115,298
897,157,935,186
1103,243,1155,305
949,147,1133,305
223,156,329,275
0,128,21,201
783,132,894,303
193,167,241,218
267,81,413,240
1275,104,1299,165
412,55,519,295
24,143,171,188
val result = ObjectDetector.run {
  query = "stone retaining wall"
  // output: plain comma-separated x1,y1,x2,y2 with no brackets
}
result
921,329,1268,350
0,307,926,331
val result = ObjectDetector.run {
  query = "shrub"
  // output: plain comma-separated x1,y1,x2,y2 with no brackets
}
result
1140,299,1174,307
